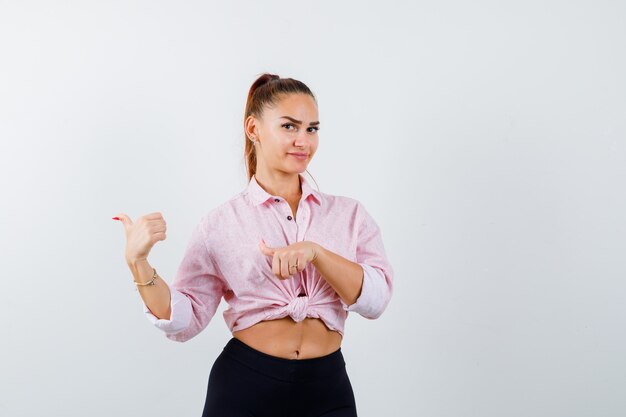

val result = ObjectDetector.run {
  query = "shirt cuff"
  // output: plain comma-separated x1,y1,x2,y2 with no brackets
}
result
142,281,193,334
340,263,388,319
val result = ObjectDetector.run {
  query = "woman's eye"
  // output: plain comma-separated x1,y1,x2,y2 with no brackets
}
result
282,124,319,133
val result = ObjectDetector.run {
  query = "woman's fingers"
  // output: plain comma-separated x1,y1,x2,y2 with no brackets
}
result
262,241,315,279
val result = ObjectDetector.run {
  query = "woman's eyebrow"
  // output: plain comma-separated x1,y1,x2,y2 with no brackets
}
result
279,116,320,126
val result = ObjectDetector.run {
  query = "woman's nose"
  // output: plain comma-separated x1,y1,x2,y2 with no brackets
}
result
295,132,311,145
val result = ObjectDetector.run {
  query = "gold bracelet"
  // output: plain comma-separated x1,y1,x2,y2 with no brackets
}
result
134,267,158,289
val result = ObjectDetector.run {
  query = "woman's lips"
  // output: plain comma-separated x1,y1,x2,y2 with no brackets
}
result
288,153,308,160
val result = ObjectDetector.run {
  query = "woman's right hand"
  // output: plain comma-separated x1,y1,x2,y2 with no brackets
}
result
114,212,167,264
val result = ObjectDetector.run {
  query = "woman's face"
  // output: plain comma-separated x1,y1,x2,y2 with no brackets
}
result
248,93,320,175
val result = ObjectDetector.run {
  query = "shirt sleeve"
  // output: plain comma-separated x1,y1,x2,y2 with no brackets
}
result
142,215,227,342
142,282,193,334
341,201,394,319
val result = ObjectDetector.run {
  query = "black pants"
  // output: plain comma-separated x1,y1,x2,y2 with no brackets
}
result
202,337,358,417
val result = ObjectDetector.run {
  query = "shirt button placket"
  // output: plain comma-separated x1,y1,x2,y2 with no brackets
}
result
289,213,297,243
275,197,297,243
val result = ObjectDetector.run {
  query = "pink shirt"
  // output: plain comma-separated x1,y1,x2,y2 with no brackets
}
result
142,173,394,342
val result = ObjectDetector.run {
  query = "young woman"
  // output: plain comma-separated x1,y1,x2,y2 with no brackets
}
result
115,73,394,417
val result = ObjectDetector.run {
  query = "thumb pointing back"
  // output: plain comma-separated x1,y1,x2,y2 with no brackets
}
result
113,213,133,231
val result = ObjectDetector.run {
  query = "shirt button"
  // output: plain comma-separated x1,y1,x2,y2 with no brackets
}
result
287,215,292,220
274,198,280,202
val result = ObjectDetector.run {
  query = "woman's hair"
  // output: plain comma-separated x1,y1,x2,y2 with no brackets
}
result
243,73,318,182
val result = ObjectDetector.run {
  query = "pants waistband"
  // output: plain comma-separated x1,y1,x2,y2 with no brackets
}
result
222,337,346,382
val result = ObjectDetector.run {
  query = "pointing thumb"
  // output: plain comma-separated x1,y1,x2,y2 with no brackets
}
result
259,238,274,255
113,213,133,230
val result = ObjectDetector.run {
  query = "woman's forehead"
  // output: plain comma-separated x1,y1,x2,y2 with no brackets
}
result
267,94,318,117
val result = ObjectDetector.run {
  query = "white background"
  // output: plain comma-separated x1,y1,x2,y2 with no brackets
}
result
1,1,625,416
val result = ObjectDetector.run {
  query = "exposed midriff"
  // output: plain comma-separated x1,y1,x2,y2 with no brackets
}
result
233,316,343,360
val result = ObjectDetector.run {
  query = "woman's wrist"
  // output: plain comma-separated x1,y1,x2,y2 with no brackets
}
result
126,257,148,268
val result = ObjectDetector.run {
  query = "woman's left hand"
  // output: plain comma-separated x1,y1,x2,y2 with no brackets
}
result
258,239,321,280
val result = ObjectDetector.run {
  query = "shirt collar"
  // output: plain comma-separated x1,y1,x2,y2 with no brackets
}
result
246,173,322,207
